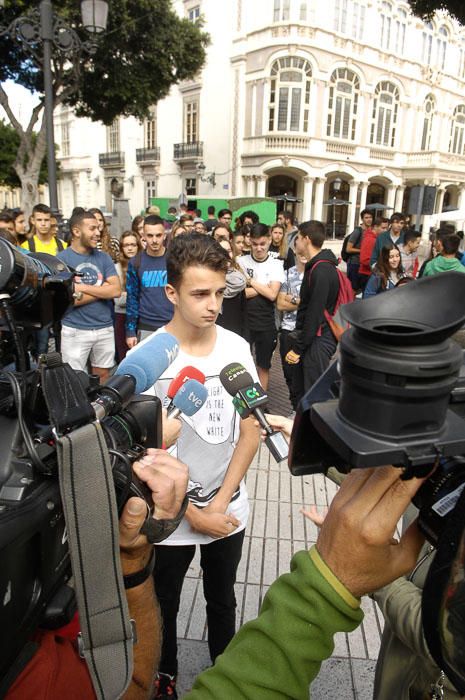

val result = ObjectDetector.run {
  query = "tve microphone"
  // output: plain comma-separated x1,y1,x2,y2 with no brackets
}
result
115,332,179,394
166,366,206,412
219,362,289,463
167,379,208,420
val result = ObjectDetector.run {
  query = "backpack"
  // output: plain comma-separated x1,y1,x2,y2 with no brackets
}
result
310,260,355,342
27,236,64,253
341,227,362,263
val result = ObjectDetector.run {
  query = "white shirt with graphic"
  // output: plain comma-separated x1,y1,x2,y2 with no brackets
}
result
144,325,259,545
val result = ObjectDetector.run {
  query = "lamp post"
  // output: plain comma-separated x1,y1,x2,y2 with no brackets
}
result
0,1,109,215
197,161,216,188
332,177,342,240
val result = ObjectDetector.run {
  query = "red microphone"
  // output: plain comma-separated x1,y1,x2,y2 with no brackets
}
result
166,366,206,412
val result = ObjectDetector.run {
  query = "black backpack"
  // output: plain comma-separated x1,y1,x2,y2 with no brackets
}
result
341,227,362,263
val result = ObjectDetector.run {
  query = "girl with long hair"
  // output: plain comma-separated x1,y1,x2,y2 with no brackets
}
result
114,230,142,361
88,207,120,262
363,243,405,298
269,223,287,259
216,238,249,339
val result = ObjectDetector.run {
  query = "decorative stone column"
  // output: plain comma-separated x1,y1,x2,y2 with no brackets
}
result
313,177,327,221
436,186,446,214
256,174,267,197
302,176,314,221
359,181,369,213
394,185,405,212
347,181,360,235
386,183,397,211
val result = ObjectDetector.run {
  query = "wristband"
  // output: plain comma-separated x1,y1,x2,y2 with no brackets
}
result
123,548,155,589
141,494,189,544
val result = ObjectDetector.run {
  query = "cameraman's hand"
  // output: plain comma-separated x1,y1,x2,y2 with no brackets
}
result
132,448,188,520
126,336,138,349
316,466,425,598
119,497,150,556
162,408,182,448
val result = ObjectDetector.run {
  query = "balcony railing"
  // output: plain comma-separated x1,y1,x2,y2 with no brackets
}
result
326,141,356,156
136,147,161,164
99,151,125,168
173,141,203,160
265,134,310,150
369,147,395,161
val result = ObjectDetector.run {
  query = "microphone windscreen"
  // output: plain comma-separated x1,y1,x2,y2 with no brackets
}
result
167,365,206,399
219,362,254,397
116,332,179,393
172,378,208,417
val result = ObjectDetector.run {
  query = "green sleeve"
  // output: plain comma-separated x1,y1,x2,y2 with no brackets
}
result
184,547,363,700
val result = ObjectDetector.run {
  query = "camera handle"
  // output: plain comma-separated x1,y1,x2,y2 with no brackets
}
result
56,422,135,700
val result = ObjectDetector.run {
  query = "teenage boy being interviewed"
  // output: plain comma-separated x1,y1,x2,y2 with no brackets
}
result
140,233,260,700
238,223,285,391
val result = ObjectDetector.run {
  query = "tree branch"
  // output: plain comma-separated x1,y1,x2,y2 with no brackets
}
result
0,84,25,136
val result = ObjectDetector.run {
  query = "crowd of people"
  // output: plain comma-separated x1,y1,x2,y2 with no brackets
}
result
1,198,465,700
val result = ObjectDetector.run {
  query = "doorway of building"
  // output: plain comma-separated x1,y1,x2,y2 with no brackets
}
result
325,179,350,239
267,174,298,217
367,183,386,206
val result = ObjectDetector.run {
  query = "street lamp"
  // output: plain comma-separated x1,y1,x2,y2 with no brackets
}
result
197,161,216,188
0,0,109,215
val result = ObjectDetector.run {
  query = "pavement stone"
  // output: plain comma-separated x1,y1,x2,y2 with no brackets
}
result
175,343,381,698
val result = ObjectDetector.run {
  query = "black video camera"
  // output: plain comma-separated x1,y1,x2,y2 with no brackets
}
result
0,240,162,686
288,272,465,693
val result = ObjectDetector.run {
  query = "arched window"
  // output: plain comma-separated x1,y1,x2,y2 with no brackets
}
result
422,21,433,64
326,68,360,140
437,26,448,70
449,105,465,155
380,1,392,51
268,57,312,132
370,81,399,147
394,9,407,54
421,95,435,151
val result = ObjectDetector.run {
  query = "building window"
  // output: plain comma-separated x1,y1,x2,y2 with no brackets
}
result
184,100,199,143
422,21,433,64
61,123,70,157
449,105,465,155
299,1,308,21
146,179,157,202
370,81,399,148
185,177,197,195
459,44,465,80
187,5,200,22
334,0,348,33
394,8,407,54
268,56,312,132
327,67,360,141
145,110,157,149
352,2,365,41
421,95,435,151
437,25,448,70
334,0,364,40
273,0,290,21
107,120,120,152
380,1,392,51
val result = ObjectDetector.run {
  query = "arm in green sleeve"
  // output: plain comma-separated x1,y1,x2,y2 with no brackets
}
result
184,547,363,700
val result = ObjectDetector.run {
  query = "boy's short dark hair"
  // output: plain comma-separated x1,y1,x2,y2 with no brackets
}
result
207,205,215,216
250,223,270,239
360,208,373,219
280,210,294,224
404,229,421,245
218,208,232,218
390,212,405,224
0,212,13,224
144,214,164,227
374,216,389,227
32,203,51,216
298,220,325,248
69,210,97,235
167,233,229,289
240,210,259,225
438,231,461,255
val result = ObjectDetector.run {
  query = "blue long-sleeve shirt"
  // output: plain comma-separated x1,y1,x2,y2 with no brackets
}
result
125,251,173,336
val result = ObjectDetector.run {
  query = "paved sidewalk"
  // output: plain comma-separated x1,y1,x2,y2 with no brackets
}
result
175,346,383,698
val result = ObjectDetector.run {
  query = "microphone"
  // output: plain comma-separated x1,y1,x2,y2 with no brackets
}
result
115,332,179,393
92,333,179,420
167,378,208,420
166,366,206,413
219,362,289,463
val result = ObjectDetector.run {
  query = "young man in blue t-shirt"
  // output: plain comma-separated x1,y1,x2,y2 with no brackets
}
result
125,214,173,348
57,210,121,383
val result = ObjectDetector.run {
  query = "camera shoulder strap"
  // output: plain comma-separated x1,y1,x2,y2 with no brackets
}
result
56,422,134,700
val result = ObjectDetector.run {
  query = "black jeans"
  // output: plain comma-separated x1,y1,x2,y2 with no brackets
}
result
153,529,245,676
279,329,299,411
293,328,337,406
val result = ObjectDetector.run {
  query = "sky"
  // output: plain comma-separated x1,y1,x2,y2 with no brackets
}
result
0,81,41,130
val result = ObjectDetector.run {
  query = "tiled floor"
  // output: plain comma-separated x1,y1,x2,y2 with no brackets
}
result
175,347,384,698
